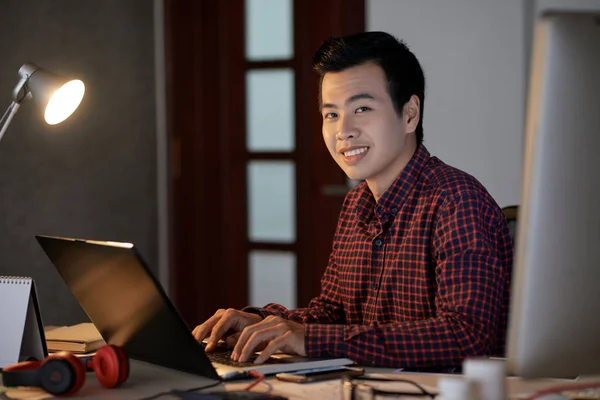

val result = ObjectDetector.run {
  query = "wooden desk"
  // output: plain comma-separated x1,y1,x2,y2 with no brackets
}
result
2,360,597,399
3,361,220,400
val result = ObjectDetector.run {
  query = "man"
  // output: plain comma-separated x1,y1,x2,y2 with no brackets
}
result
193,31,513,370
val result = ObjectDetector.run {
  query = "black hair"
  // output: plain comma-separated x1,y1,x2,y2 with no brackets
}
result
312,31,426,146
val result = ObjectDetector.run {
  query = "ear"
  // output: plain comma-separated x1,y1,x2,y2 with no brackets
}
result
403,95,421,135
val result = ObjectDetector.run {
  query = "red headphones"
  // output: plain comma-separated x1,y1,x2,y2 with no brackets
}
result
1,345,129,396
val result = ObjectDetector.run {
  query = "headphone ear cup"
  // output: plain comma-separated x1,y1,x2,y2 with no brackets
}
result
2,360,43,388
92,345,129,388
38,353,86,396
112,345,130,386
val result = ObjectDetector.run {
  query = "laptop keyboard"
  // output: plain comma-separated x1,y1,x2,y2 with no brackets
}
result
206,349,258,367
202,342,280,367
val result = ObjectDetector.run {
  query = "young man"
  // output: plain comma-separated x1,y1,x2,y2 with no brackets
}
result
193,31,513,370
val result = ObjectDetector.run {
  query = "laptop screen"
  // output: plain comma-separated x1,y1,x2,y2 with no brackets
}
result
36,235,219,380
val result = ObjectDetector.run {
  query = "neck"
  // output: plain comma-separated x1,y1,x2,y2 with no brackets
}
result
367,139,417,202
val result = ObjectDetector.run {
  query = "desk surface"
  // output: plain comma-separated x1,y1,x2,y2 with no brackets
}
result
2,360,596,400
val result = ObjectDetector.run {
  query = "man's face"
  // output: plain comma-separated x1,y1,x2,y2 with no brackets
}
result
320,62,415,190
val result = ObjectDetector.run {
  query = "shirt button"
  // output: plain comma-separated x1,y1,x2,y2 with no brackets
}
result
372,283,379,290
391,207,398,213
374,239,383,246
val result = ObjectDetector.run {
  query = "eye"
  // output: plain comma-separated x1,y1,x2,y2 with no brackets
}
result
323,112,338,120
356,106,371,113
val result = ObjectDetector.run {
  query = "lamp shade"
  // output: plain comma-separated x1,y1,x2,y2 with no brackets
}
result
27,68,85,125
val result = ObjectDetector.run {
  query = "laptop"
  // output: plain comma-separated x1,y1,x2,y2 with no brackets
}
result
35,235,354,381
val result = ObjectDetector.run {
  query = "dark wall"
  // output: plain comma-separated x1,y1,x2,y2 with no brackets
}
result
0,0,158,325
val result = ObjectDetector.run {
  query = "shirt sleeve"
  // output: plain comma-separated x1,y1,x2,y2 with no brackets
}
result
304,191,508,368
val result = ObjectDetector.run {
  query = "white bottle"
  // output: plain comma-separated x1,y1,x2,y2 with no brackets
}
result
437,376,479,400
463,357,507,400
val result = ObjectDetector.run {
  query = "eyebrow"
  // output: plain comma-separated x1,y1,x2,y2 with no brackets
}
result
320,93,376,111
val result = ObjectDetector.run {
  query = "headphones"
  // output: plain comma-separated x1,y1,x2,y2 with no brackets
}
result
1,345,129,396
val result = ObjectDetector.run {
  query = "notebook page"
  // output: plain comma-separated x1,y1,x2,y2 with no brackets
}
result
0,276,32,368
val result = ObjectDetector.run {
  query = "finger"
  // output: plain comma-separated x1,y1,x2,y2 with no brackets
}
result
232,316,281,360
238,323,287,362
225,332,240,348
192,321,212,338
254,331,291,364
207,309,242,351
192,310,225,343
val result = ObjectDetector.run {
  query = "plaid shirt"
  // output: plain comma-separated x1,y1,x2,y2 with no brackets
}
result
247,145,513,368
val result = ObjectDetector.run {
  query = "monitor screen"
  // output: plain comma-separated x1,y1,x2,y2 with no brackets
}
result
506,10,600,378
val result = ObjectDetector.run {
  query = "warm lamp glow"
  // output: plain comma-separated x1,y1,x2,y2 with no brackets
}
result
44,79,85,125
0,63,86,144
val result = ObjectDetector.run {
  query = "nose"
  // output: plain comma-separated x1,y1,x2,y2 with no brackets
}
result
336,115,359,140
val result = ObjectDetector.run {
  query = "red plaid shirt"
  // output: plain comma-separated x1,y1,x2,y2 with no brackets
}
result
247,145,513,368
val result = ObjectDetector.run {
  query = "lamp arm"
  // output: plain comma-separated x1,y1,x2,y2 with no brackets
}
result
0,102,21,143
0,64,39,144
12,74,33,104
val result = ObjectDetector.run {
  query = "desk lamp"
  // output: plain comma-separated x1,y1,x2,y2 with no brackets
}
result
0,63,85,143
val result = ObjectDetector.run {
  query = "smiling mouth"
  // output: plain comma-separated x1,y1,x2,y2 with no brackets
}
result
342,147,369,157
341,147,369,166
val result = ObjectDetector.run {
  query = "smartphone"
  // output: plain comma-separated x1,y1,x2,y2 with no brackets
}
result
275,366,364,383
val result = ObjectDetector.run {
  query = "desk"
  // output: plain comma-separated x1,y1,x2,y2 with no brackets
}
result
3,360,597,400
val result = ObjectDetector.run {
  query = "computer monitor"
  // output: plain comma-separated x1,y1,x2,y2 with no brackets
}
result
506,10,600,378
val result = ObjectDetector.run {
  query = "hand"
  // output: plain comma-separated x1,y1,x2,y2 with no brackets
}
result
232,316,306,364
192,308,262,352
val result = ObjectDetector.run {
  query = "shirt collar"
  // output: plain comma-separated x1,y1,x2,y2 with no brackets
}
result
355,145,431,223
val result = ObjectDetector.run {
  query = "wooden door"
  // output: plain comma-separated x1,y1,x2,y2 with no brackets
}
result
164,0,365,325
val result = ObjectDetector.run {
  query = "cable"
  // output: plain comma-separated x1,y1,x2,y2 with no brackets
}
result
138,370,266,400
354,376,436,398
243,370,265,391
136,380,222,400
344,375,436,399
522,382,600,400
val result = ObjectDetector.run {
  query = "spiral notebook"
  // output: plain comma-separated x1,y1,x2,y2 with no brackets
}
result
0,276,48,368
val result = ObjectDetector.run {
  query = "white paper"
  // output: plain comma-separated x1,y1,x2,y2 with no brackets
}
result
0,276,32,368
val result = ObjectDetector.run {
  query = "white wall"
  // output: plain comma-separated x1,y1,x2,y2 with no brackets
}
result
367,0,528,208
536,0,600,14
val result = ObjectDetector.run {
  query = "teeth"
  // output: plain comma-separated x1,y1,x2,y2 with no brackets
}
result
344,147,368,157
